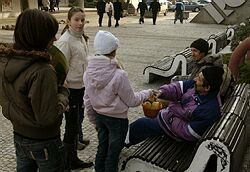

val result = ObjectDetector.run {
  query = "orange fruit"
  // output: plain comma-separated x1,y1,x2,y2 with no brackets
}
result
143,101,152,109
151,102,161,110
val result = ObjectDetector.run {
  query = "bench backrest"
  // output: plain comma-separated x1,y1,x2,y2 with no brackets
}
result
208,32,228,54
226,25,238,42
143,48,192,76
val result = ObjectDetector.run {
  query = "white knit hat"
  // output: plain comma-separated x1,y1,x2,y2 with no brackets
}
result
94,30,119,55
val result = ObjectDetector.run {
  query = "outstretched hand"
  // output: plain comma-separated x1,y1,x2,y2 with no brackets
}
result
152,89,162,98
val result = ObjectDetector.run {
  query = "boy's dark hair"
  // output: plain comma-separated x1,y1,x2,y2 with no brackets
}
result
14,9,58,51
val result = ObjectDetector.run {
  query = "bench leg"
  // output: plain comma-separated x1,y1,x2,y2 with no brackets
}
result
144,70,154,83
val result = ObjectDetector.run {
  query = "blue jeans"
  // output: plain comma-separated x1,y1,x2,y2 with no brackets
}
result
64,88,85,144
95,114,128,172
128,117,164,146
14,133,64,172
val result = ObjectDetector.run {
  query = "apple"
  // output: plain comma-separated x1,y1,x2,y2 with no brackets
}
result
143,101,152,109
148,96,156,103
151,102,161,110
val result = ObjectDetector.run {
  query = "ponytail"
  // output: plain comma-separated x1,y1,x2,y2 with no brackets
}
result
61,25,69,35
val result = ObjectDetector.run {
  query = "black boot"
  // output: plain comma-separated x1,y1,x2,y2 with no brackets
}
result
63,143,73,171
71,140,93,170
71,156,94,170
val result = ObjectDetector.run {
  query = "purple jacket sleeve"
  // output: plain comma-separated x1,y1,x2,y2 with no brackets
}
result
159,81,183,102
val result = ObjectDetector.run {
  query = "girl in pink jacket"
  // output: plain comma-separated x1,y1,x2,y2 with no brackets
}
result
83,30,152,172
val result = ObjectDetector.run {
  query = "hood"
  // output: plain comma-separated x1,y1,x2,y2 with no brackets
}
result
0,43,51,83
196,53,223,66
86,55,119,89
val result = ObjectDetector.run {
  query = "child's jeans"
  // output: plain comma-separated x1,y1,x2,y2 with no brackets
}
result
95,114,128,172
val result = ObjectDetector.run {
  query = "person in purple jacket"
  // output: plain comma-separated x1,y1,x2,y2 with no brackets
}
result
83,30,153,172
126,66,224,146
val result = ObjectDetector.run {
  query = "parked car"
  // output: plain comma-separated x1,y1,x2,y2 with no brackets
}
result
197,0,211,5
171,1,204,12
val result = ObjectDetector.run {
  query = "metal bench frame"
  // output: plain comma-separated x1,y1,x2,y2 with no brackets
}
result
121,83,250,172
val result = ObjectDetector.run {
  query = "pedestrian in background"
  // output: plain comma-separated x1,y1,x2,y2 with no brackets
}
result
96,0,106,27
105,0,114,27
55,7,93,170
149,0,161,25
42,0,50,11
55,0,60,10
0,9,68,172
49,0,56,12
83,30,153,172
137,0,148,24
38,0,43,10
113,0,123,27
174,0,185,24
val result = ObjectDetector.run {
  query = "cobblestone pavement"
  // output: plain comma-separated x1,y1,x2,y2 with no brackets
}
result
1,10,250,172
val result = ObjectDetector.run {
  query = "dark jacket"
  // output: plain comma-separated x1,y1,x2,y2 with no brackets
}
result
189,53,223,79
149,1,161,13
0,43,63,139
113,1,123,20
137,2,148,13
175,1,185,12
96,0,106,14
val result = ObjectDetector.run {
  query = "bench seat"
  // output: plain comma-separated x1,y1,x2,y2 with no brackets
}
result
121,83,249,172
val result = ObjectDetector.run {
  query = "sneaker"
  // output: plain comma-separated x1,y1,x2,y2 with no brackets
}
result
71,158,93,170
80,139,90,146
77,142,87,150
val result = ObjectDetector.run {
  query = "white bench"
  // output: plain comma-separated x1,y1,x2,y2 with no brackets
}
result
143,48,194,83
207,31,228,55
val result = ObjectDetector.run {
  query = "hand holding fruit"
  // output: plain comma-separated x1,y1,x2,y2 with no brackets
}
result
152,89,162,98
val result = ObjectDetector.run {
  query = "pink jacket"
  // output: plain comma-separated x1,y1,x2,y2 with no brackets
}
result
83,55,151,124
